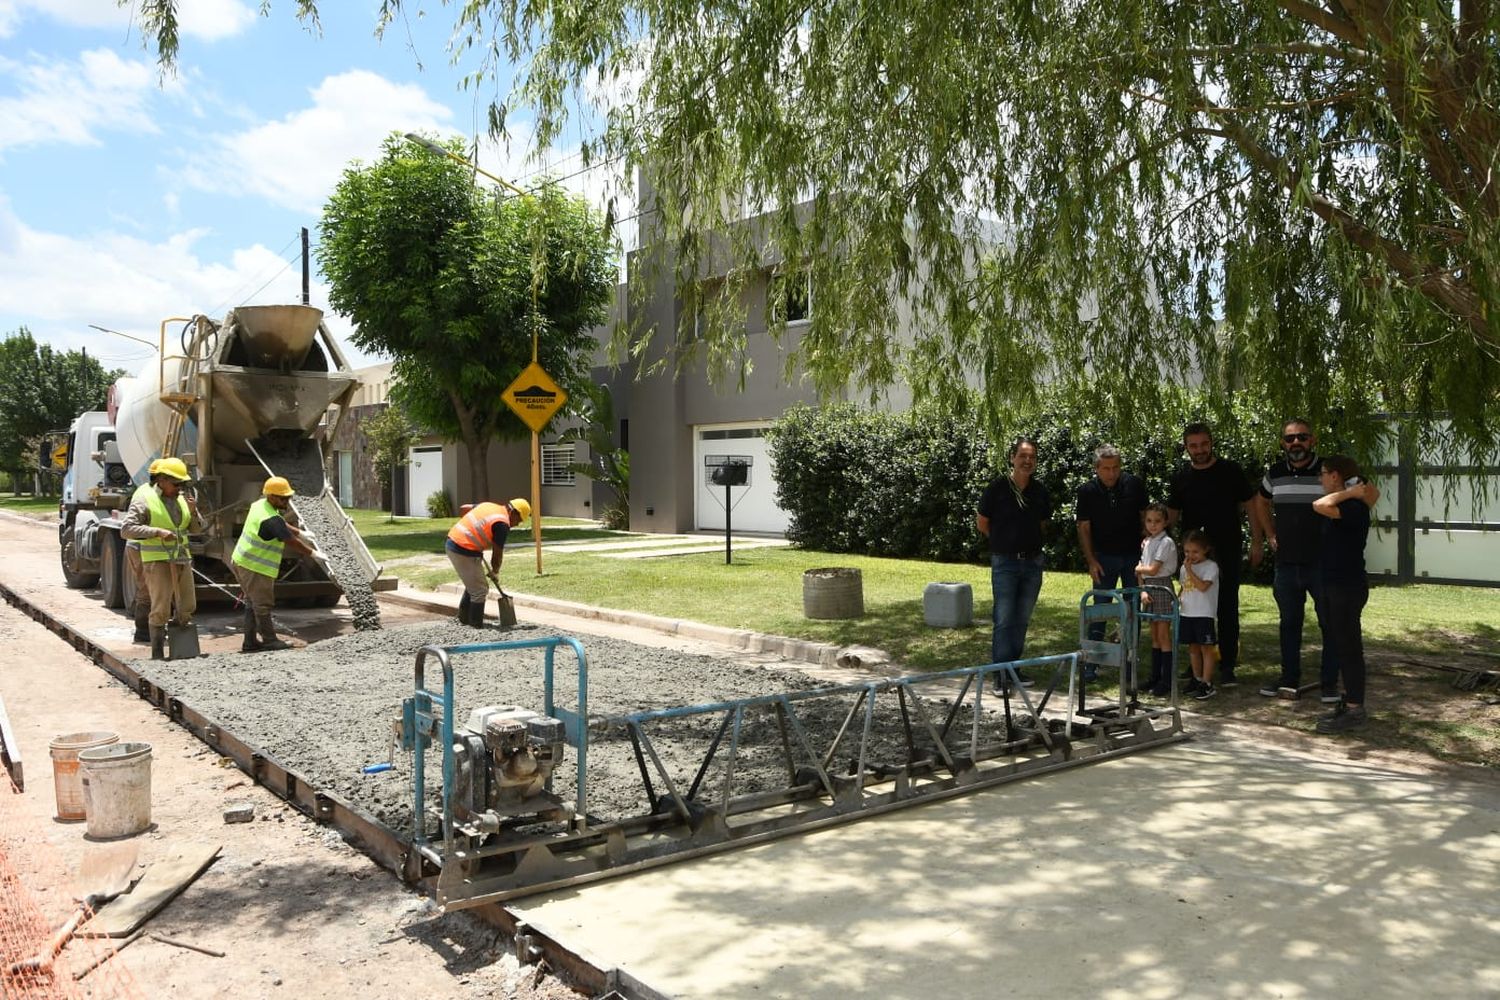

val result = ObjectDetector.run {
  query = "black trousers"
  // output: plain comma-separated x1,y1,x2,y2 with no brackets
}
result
1217,556,1242,673
1322,580,1369,705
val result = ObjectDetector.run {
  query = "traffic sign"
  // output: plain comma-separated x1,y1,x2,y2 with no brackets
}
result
51,442,68,469
501,363,568,434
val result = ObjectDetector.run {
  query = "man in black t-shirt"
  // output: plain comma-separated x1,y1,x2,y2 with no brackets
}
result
977,437,1052,688
1167,422,1261,685
1075,444,1147,676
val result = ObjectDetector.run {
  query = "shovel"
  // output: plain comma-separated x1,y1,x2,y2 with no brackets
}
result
484,569,518,628
167,560,200,659
8,841,139,975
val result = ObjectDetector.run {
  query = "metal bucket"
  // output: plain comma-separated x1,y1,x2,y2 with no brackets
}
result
50,731,119,821
79,741,153,838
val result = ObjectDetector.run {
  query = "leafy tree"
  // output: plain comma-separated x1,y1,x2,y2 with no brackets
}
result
363,405,420,522
318,132,616,501
0,328,121,480
136,1,1500,468
556,384,630,528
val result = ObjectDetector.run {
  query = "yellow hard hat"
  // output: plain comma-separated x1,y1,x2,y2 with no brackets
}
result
508,497,532,523
156,457,190,482
147,459,163,476
263,476,295,497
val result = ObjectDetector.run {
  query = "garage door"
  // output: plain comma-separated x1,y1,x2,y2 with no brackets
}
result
694,423,788,534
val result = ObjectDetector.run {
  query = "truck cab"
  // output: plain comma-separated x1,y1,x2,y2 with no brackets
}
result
58,411,136,592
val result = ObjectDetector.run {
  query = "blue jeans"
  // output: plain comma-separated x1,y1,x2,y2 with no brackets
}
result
991,554,1044,664
1086,552,1136,641
1273,562,1330,689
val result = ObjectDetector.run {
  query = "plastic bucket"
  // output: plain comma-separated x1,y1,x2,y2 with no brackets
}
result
79,742,153,838
49,731,119,821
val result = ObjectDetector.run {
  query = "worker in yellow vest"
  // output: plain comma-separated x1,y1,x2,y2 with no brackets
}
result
446,498,530,626
120,457,202,659
124,458,162,644
231,476,320,652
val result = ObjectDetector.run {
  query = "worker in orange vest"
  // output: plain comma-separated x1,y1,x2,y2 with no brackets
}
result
446,498,531,626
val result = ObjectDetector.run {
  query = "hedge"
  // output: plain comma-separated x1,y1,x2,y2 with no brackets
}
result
769,388,1290,579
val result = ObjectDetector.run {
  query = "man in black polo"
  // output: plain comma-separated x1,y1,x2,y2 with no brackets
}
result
1076,444,1147,679
1168,422,1262,685
1255,419,1334,701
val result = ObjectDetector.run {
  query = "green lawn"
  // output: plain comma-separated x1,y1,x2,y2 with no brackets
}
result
0,494,58,517
355,508,1499,671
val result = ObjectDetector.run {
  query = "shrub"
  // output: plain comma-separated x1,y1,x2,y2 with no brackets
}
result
769,385,1283,577
425,489,453,519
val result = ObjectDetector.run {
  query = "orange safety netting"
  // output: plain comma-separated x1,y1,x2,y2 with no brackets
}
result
0,773,141,1000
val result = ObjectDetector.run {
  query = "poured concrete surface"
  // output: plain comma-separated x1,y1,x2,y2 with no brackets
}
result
514,736,1500,999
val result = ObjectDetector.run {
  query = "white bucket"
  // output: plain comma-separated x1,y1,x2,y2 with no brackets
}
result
49,731,119,821
79,741,153,838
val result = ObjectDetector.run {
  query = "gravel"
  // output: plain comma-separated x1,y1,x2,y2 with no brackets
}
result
135,620,1002,831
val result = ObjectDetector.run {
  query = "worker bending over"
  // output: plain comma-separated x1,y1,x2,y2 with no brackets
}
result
231,476,320,652
446,498,530,626
120,457,202,660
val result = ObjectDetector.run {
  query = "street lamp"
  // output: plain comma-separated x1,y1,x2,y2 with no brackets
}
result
404,132,549,574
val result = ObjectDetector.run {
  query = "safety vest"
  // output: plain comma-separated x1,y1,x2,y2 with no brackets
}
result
447,502,509,553
138,489,191,563
124,482,153,552
232,498,286,579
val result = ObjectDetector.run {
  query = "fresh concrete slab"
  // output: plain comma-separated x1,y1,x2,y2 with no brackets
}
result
513,734,1500,999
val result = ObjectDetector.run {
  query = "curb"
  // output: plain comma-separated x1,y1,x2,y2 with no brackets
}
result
383,582,851,669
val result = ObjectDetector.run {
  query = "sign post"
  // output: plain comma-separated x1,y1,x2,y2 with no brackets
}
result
502,362,568,573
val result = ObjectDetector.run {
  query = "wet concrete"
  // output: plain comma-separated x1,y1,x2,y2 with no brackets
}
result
275,444,381,630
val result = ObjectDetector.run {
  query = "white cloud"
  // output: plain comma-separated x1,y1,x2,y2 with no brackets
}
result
0,47,157,151
0,0,256,40
175,70,454,214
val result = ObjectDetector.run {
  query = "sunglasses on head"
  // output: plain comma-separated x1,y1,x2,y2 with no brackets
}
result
1283,432,1311,443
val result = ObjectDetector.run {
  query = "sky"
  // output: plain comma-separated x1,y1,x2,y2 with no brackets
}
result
0,0,630,376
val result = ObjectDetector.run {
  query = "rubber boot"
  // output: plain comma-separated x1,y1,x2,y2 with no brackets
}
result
1152,651,1174,696
257,614,291,652
468,597,487,628
241,606,263,653
150,626,166,661
132,602,150,644
457,592,473,626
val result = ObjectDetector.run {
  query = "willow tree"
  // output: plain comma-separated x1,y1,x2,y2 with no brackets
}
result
139,1,1500,460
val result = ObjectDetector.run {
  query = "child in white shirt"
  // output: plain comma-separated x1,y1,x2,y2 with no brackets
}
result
1178,529,1221,700
1135,503,1178,695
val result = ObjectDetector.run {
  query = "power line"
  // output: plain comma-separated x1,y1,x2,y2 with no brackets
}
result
205,231,303,318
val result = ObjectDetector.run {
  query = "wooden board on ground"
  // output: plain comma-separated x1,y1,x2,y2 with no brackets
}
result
80,844,221,938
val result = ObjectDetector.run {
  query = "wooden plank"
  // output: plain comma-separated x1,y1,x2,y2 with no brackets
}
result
80,844,221,938
0,689,21,790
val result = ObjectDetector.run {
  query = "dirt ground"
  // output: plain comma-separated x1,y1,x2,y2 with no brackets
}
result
0,513,581,1000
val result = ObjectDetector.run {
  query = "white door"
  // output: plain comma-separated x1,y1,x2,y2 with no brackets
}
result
407,446,444,516
694,423,788,534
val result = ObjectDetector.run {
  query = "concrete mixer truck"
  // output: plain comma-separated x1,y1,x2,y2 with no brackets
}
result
57,305,387,624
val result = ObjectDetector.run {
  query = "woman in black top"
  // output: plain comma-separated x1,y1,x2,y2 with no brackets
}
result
1311,455,1380,734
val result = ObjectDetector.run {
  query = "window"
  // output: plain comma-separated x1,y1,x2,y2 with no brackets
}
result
771,269,812,324
542,444,576,486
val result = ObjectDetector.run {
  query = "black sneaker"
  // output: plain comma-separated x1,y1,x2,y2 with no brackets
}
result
1316,704,1367,734
1083,665,1099,682
1259,679,1297,698
1318,699,1346,722
1193,683,1217,701
1218,668,1238,687
1183,677,1203,696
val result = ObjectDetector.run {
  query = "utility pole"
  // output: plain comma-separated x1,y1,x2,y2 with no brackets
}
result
301,227,311,305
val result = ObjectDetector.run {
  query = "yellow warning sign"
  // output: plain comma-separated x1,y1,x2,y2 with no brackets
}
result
51,442,68,469
502,363,568,434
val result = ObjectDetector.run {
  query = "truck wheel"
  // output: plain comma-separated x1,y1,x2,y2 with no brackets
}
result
60,534,99,589
122,544,140,610
99,531,125,609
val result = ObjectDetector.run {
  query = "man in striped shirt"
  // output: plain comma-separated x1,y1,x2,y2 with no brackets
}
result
1256,419,1332,700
